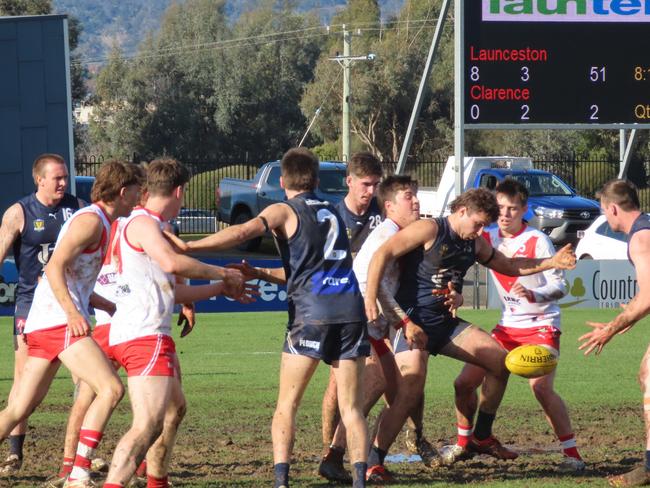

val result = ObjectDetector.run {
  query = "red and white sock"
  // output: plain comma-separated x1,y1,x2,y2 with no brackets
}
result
457,424,473,448
136,459,147,477
559,433,582,460
68,428,103,481
147,475,169,487
57,456,74,479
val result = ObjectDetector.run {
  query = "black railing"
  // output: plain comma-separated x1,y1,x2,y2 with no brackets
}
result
75,154,650,233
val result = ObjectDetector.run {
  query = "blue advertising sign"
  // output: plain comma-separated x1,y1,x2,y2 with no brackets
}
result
186,258,287,313
0,257,287,316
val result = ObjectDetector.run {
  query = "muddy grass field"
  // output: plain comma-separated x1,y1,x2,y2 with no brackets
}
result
0,309,646,487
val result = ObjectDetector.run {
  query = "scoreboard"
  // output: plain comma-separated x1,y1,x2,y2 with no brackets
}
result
464,0,650,127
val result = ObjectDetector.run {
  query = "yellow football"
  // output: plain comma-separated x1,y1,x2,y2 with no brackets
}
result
505,344,558,379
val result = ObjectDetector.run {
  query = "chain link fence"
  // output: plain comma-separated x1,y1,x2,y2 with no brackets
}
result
75,154,650,233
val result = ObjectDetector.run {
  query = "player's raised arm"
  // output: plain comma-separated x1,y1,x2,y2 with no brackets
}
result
365,219,438,321
186,203,296,253
45,213,105,336
227,259,287,285
477,237,576,276
579,231,650,355
519,237,568,302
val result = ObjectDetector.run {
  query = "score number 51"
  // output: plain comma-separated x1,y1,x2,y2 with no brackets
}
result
588,67,606,121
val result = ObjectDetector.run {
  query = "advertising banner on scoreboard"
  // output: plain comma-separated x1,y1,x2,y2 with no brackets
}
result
464,0,650,126
487,260,637,309
0,257,288,317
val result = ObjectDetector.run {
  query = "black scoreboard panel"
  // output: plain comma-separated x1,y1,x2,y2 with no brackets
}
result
464,1,650,126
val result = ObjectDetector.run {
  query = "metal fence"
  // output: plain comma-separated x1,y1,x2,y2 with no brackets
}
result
74,154,649,233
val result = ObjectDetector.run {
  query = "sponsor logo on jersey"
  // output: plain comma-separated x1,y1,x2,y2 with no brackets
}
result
33,219,45,232
37,243,53,266
312,268,358,295
115,284,131,297
97,272,117,286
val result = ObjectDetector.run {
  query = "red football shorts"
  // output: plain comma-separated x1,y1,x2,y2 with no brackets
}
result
112,334,180,378
491,324,561,355
26,324,88,362
92,323,115,362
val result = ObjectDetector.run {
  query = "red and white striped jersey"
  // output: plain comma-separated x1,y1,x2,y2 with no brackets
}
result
483,224,566,329
24,204,111,333
109,207,175,346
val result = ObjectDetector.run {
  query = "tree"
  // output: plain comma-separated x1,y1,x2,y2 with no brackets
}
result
301,0,455,161
90,0,323,161
211,0,323,159
90,0,232,159
0,0,50,15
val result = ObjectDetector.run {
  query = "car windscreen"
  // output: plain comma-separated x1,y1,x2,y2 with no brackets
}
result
510,174,573,196
318,170,348,193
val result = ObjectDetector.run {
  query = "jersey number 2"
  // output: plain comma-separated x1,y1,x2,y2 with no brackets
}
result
317,209,347,261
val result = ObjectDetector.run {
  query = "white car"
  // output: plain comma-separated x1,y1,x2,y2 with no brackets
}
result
575,214,628,260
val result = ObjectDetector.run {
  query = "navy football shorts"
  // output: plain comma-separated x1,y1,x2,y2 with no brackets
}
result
283,321,370,365
393,307,471,356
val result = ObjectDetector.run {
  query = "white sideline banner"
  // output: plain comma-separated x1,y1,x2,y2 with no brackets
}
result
487,260,637,310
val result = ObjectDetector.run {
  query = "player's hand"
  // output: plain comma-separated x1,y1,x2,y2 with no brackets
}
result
178,303,196,338
433,282,463,318
66,310,90,337
226,283,259,304
364,296,379,322
222,268,245,297
404,320,428,350
551,244,576,270
511,282,535,302
226,260,259,280
578,321,617,355
368,315,389,341
163,230,190,253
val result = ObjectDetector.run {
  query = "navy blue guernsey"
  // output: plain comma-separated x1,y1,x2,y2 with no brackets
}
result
335,197,382,255
13,193,79,317
627,213,650,263
396,217,476,314
276,192,365,327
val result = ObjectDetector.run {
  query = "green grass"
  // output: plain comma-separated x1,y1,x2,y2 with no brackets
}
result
1,308,647,486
